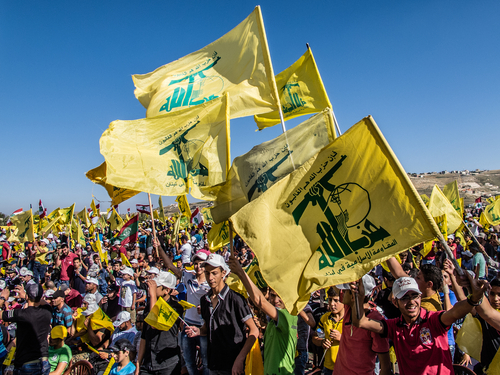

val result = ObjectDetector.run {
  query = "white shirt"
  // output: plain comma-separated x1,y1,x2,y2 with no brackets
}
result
116,278,137,308
180,243,193,264
182,270,210,325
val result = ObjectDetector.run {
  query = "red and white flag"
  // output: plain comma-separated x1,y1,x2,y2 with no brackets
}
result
7,208,23,226
136,204,151,215
39,200,47,219
190,207,204,229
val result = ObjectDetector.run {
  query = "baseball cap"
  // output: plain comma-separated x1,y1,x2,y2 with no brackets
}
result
113,311,131,327
59,284,69,292
462,250,473,257
26,284,44,302
51,325,68,340
146,267,159,275
204,253,230,273
173,255,182,262
52,290,66,299
47,234,54,239
154,271,177,289
131,259,138,264
44,289,56,299
361,274,377,297
192,250,210,262
86,277,99,286
41,239,50,245
114,240,121,246
392,277,421,299
109,338,134,353
121,267,134,277
477,233,487,239
146,228,152,232
19,267,33,277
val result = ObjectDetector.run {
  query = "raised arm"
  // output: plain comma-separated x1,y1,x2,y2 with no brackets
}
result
350,280,385,334
155,238,182,279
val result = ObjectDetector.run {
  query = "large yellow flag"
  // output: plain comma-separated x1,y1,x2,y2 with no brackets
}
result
46,208,61,221
100,95,230,200
428,185,462,235
76,208,90,227
176,195,192,218
443,180,462,217
10,210,34,242
132,7,279,120
144,297,179,331
254,48,331,130
108,208,124,232
86,162,140,205
201,208,214,223
483,198,500,226
209,109,337,223
92,238,108,266
158,196,166,224
231,116,440,314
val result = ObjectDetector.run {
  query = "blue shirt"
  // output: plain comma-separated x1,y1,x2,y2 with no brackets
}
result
109,361,136,375
439,290,457,346
52,304,73,329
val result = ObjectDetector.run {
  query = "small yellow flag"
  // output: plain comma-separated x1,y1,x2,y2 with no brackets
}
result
120,252,132,267
145,297,179,331
58,204,75,225
209,109,337,223
483,199,500,226
41,214,61,237
71,219,86,247
433,214,448,238
201,208,214,223
428,185,462,235
86,162,140,205
100,94,230,200
109,208,124,232
443,180,462,217
176,195,192,218
207,221,232,252
92,238,108,266
231,116,440,314
132,6,280,120
254,48,331,130
178,300,196,310
10,210,34,242
76,208,90,227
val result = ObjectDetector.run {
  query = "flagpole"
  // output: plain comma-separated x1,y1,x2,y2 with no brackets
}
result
148,193,159,258
437,235,464,276
278,107,296,171
228,221,234,256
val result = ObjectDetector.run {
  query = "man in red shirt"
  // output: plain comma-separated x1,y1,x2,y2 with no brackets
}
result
55,243,78,287
351,272,488,375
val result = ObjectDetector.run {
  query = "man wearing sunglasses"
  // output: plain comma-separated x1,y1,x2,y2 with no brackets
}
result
350,273,488,375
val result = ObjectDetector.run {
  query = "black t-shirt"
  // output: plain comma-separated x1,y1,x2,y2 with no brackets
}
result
104,296,122,320
2,304,52,366
374,287,401,319
73,267,88,294
141,297,183,371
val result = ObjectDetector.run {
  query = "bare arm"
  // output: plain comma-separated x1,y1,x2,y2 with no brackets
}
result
49,361,68,375
350,280,385,334
386,257,407,279
135,338,146,375
378,352,392,375
155,239,182,279
228,254,278,322
299,310,316,329
476,297,500,331
233,317,258,375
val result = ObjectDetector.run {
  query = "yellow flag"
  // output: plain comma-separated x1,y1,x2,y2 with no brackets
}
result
158,196,166,224
479,212,491,231
153,210,159,220
58,204,75,225
90,199,99,219
6,227,19,242
460,198,465,217
10,210,34,242
207,221,232,251
101,94,230,200
120,252,132,267
254,48,331,130
428,185,462,235
483,198,500,226
71,219,86,247
76,208,90,227
209,108,337,223
172,216,181,242
433,214,448,238
109,208,124,232
144,297,179,331
176,195,192,218
46,208,61,221
178,300,196,310
92,238,108,266
420,194,430,207
86,162,140,205
443,180,462,217
456,313,482,361
245,339,264,375
420,240,435,257
132,6,280,120
231,116,440,314
201,208,214,223
76,307,114,342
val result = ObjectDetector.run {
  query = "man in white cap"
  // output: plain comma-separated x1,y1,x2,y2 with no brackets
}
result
85,277,103,305
157,242,210,375
19,267,36,286
98,311,139,362
136,271,183,375
350,273,489,375
115,267,138,323
186,254,258,375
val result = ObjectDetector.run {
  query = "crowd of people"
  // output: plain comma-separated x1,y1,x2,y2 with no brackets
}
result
0,207,498,375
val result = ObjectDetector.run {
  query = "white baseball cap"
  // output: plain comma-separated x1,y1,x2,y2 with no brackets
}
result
131,259,138,264
121,267,134,277
113,311,131,327
154,271,177,289
361,274,377,297
86,277,99,286
146,267,159,275
205,253,230,274
19,267,33,277
393,277,421,299
41,239,50,245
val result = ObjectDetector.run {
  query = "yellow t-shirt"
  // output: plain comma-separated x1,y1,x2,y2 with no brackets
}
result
318,312,343,370
35,248,49,265
421,292,443,312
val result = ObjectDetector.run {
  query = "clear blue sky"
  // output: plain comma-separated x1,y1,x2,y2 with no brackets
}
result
1,1,499,215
